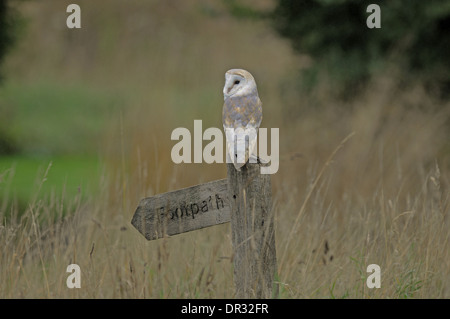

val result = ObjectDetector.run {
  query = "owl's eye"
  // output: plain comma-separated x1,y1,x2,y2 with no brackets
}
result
234,80,240,85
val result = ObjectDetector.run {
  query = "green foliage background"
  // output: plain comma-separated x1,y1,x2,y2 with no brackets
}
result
0,0,18,81
271,0,450,98
0,0,19,155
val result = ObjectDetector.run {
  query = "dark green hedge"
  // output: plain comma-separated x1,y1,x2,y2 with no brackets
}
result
0,0,18,82
272,0,450,98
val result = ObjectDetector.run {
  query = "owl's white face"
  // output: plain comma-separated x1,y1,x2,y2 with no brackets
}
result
223,69,257,100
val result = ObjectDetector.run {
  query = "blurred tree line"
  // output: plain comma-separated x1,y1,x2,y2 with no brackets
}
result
0,0,17,82
272,0,450,99
227,0,450,101
0,0,20,155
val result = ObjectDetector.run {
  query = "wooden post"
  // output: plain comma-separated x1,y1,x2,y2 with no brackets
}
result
131,162,278,298
227,162,278,298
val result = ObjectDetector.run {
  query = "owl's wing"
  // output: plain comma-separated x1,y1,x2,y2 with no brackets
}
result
223,95,262,170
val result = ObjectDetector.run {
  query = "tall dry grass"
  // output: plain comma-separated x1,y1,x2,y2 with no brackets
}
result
0,0,449,298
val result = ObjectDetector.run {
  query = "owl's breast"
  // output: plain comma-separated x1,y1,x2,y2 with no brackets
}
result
222,94,262,129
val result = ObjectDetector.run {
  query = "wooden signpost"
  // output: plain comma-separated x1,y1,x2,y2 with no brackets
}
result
131,162,278,298
132,179,230,240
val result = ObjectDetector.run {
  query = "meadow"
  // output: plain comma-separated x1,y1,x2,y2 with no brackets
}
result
0,0,448,298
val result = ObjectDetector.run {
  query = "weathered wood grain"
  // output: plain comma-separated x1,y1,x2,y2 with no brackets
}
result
131,179,230,240
131,162,278,298
227,162,278,298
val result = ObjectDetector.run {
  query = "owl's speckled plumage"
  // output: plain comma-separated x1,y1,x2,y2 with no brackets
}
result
222,69,262,170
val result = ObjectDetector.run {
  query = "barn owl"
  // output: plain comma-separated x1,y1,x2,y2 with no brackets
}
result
222,69,262,170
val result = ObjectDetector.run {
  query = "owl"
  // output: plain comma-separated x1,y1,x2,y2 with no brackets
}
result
222,69,262,170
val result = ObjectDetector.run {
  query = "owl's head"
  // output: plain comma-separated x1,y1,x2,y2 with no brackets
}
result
223,69,257,100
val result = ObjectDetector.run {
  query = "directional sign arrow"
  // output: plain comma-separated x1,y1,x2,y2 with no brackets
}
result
131,179,230,240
